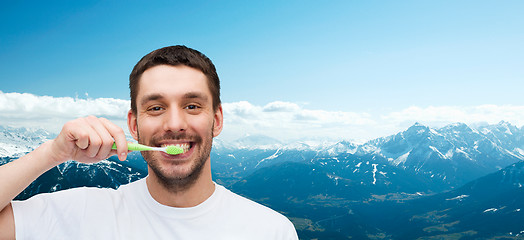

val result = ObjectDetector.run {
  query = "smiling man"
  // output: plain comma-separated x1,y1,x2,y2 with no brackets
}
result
0,46,298,239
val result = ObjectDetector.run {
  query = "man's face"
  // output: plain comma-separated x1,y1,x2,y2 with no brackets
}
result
128,65,223,191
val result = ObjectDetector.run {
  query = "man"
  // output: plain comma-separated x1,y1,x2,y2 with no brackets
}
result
0,45,298,239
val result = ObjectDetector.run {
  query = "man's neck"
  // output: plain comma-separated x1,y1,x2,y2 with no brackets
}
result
145,163,215,208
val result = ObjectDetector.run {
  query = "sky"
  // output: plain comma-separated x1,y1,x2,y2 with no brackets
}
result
1,0,523,143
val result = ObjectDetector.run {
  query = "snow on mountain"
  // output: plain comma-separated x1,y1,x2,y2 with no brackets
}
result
0,125,56,158
4,121,524,192
343,121,524,188
4,122,523,239
321,140,358,155
212,121,524,190
254,148,283,168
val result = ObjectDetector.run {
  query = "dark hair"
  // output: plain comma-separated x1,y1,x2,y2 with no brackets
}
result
129,45,221,113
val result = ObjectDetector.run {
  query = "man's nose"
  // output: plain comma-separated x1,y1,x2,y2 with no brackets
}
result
163,108,187,132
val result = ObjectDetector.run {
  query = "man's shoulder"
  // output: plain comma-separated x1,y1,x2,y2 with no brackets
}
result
215,184,298,239
116,177,146,192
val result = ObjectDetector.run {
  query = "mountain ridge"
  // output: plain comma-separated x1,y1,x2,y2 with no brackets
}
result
2,121,524,239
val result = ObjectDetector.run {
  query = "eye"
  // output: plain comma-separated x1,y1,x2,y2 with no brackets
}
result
185,104,200,110
147,106,165,112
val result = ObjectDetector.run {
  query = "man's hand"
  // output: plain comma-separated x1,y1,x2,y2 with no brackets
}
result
48,116,128,165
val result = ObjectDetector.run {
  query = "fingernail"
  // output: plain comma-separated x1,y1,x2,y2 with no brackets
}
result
120,152,126,161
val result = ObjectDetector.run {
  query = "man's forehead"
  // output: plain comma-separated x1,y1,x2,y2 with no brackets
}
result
141,64,206,79
138,65,209,91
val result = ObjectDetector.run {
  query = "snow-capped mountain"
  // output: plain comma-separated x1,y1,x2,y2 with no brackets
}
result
16,156,147,200
4,121,523,192
2,122,524,239
212,121,524,192
353,122,524,188
0,125,56,158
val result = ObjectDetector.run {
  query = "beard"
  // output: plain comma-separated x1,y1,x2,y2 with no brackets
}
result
138,127,214,193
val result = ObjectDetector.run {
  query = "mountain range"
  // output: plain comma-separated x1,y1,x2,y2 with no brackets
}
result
215,121,524,194
0,125,56,158
1,121,523,239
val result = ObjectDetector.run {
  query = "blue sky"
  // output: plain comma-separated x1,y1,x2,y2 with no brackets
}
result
1,1,524,142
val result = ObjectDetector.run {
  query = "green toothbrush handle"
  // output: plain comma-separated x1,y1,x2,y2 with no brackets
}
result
112,142,153,152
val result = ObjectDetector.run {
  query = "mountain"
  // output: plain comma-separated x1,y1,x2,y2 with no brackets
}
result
229,153,524,239
352,122,524,189
2,122,524,239
211,146,321,186
213,122,524,195
216,122,524,238
6,121,521,192
380,160,524,239
13,153,148,200
0,125,55,158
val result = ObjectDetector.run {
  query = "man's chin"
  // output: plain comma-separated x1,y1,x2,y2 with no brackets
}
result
149,163,204,192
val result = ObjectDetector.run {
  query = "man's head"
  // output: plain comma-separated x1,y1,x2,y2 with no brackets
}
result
129,45,221,114
127,46,223,192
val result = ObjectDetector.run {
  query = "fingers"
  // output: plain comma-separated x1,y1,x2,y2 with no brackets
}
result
63,116,128,163
99,117,128,161
84,116,113,159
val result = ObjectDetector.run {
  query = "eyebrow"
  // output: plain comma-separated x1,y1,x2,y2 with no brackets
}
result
140,92,209,106
140,93,164,106
183,92,208,102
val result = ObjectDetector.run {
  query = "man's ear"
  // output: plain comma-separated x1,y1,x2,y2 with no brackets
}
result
128,110,139,141
213,105,224,138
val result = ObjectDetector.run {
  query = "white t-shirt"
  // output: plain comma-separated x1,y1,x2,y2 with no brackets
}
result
12,178,298,240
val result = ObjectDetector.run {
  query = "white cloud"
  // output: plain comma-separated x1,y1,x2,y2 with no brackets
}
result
0,91,129,119
221,102,524,142
221,101,377,142
262,101,301,112
0,91,129,134
1,91,523,143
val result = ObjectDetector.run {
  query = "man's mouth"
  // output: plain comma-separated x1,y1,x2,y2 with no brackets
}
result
161,142,192,154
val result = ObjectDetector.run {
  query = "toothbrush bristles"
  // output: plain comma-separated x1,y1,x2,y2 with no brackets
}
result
165,145,184,155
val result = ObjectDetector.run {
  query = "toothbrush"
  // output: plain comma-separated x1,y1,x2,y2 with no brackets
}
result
112,142,185,155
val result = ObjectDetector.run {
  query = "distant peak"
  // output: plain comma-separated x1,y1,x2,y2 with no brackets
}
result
498,120,511,126
441,122,470,131
449,122,467,127
407,122,429,130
